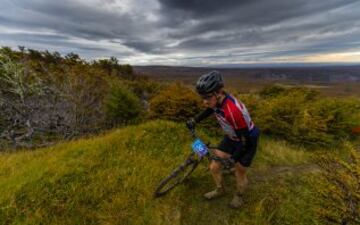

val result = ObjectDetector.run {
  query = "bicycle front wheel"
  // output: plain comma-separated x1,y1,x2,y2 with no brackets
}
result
154,154,200,198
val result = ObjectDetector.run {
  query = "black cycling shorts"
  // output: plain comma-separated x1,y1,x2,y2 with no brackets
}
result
217,127,259,167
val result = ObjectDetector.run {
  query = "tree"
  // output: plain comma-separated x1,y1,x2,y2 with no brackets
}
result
103,79,142,125
0,55,44,148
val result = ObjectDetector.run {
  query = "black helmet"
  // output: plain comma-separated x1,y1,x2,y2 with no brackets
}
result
196,71,224,95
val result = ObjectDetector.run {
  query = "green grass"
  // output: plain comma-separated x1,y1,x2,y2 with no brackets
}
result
0,120,323,225
255,136,312,167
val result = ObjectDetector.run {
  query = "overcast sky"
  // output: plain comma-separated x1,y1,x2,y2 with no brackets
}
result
1,0,360,66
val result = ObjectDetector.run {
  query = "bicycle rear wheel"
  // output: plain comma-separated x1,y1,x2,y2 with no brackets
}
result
154,154,200,198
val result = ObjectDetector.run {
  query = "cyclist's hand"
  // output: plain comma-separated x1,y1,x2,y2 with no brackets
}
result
186,118,196,130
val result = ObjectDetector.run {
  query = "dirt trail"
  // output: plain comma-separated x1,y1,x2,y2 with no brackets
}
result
223,163,321,182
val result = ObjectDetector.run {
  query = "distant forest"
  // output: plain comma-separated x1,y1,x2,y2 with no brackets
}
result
135,65,360,83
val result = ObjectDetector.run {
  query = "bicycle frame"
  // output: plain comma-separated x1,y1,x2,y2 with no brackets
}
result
153,127,232,198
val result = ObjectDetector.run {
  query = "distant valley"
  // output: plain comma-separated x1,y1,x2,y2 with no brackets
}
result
134,65,360,84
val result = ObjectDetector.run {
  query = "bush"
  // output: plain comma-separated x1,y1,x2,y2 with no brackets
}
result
250,85,360,147
259,85,319,100
123,78,162,99
293,98,360,146
148,82,202,122
0,46,154,149
103,80,142,126
122,77,163,113
315,143,360,224
56,64,109,134
236,93,262,117
259,84,287,98
255,87,317,139
0,55,48,148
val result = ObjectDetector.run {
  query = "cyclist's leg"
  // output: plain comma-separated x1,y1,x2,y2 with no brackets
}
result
209,149,231,187
204,149,231,199
234,162,248,194
230,135,258,208
229,163,247,208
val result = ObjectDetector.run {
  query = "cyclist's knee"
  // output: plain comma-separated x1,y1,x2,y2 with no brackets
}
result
234,162,247,174
209,161,222,172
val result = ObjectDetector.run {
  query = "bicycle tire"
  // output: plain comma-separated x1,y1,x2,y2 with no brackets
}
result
154,155,200,197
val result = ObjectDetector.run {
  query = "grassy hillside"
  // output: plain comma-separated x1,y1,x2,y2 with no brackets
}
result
0,120,323,225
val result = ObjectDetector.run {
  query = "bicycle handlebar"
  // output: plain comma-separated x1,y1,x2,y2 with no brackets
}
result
187,127,234,169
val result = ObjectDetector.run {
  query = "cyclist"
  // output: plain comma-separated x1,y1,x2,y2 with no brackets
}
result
186,71,260,209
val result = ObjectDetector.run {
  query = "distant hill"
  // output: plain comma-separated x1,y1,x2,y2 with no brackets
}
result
134,65,360,84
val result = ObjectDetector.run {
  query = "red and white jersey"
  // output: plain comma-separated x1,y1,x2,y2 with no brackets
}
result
214,94,254,141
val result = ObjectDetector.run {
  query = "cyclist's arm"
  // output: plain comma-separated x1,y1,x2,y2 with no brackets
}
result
194,108,214,123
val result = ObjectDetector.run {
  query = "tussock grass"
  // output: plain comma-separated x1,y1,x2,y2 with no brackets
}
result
0,120,321,224
255,136,312,168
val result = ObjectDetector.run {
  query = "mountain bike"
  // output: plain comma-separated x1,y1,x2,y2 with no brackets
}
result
153,127,233,198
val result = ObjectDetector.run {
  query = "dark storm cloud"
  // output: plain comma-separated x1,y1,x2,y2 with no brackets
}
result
0,0,359,65
158,0,357,30
1,0,139,40
159,0,359,41
122,40,162,53
154,0,360,64
155,0,360,60
0,32,109,54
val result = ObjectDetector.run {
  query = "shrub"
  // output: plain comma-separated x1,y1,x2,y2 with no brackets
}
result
250,85,359,147
148,82,202,122
0,55,47,148
315,143,360,224
254,87,316,139
103,80,142,126
122,77,163,113
259,84,287,98
0,47,150,149
58,64,109,133
236,93,263,118
293,97,360,146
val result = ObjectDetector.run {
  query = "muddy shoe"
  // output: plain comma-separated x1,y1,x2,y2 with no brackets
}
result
203,187,225,200
228,193,244,209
